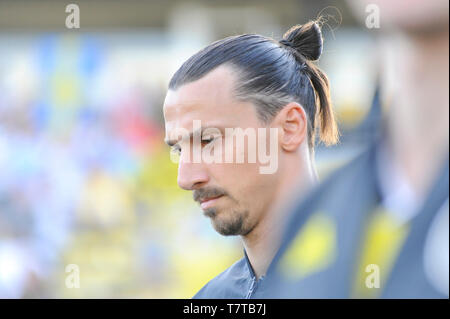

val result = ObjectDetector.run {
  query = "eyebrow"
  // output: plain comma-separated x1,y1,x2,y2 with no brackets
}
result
164,126,225,147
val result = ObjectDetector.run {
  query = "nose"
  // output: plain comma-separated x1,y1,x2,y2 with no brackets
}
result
177,155,209,191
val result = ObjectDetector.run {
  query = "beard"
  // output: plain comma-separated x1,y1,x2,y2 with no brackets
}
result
204,207,251,236
194,186,254,236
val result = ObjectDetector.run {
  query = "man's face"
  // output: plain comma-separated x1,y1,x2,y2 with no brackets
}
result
163,65,280,236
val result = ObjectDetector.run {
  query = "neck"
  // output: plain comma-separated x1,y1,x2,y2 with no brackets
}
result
382,28,449,199
241,146,317,279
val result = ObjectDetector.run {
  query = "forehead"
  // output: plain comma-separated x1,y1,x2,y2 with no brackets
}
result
163,65,259,134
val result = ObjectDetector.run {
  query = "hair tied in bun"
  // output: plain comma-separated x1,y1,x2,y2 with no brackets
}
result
281,21,323,61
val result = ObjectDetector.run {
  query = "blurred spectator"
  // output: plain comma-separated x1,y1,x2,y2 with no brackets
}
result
266,0,449,298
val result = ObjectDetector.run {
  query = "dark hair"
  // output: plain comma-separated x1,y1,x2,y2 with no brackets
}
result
169,21,339,150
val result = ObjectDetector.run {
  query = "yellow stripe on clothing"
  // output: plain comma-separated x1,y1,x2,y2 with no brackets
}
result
352,208,410,298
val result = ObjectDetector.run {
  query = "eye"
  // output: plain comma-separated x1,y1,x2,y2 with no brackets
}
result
201,137,214,145
170,144,181,155
201,136,215,146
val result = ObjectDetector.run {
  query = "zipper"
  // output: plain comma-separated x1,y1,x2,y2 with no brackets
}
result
245,277,257,299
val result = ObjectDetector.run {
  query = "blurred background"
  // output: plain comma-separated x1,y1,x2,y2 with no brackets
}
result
0,0,379,298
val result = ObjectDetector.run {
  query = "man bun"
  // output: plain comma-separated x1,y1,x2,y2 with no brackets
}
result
281,21,323,61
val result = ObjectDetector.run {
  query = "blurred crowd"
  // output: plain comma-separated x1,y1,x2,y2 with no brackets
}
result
0,33,243,298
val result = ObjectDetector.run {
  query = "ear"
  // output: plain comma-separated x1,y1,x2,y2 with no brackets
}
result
273,102,308,152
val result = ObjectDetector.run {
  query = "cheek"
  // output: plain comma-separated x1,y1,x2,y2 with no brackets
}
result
208,133,279,207
207,135,262,185
221,163,277,208
209,161,260,190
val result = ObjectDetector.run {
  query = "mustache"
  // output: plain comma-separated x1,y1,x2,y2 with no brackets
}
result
193,187,228,203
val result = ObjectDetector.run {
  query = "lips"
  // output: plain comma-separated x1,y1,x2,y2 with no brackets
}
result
200,195,224,210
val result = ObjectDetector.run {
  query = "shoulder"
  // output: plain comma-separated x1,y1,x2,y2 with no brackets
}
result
278,146,378,260
321,146,376,191
291,146,376,216
193,257,250,299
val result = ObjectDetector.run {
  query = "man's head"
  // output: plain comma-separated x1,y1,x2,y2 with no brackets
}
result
163,21,338,236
